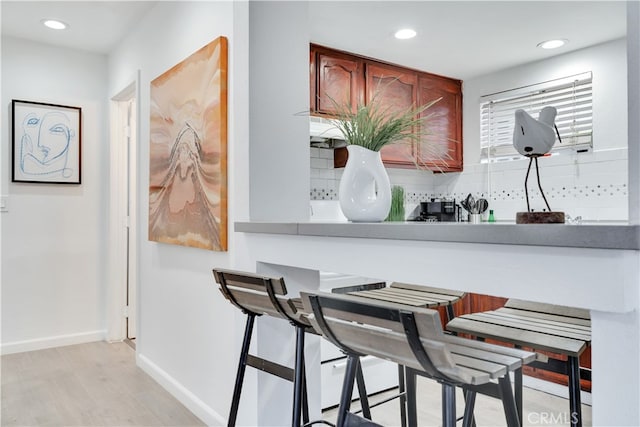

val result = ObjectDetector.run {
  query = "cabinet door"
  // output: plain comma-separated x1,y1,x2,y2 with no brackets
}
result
365,63,418,167
310,48,317,113
417,75,463,172
315,48,363,115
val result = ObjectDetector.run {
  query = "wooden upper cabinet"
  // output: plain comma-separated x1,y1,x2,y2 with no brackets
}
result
417,76,463,172
311,44,463,171
365,62,419,167
312,45,363,115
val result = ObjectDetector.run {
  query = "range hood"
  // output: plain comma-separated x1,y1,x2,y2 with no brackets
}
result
310,116,346,148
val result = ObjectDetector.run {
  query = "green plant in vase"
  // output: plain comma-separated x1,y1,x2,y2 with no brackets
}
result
328,89,441,222
329,93,441,152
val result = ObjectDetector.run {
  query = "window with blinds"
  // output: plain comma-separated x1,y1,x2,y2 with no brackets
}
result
480,72,593,162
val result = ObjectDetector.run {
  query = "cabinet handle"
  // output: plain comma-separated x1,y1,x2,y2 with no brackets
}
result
332,355,377,369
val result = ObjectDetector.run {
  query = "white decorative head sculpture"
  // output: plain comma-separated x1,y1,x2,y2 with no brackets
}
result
512,105,565,222
513,106,558,157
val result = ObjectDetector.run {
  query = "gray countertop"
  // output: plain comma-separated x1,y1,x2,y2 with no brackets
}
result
235,221,640,250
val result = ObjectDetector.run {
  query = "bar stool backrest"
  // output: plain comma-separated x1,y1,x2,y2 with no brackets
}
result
302,291,474,385
213,268,299,323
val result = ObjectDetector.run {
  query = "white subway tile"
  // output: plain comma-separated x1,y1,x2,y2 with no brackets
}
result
311,158,329,169
319,148,334,159
311,178,327,189
318,169,335,179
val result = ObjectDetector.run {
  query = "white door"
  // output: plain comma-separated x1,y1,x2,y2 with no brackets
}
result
125,98,137,340
110,80,138,343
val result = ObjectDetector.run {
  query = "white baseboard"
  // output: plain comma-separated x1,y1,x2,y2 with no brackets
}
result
1,330,106,355
523,375,592,406
137,352,225,426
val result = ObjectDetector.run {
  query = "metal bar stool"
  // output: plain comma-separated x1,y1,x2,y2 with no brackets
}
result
447,299,591,427
302,291,544,427
339,282,465,427
213,268,373,427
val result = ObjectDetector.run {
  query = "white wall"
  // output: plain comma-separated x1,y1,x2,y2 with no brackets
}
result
249,1,310,222
107,2,248,425
628,1,640,224
1,37,108,353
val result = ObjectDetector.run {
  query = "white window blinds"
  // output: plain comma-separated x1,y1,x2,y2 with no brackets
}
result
480,72,593,162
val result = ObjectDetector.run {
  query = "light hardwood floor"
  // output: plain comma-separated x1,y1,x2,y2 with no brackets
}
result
1,341,205,427
2,341,591,426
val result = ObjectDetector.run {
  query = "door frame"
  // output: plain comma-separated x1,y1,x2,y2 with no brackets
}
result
108,72,140,343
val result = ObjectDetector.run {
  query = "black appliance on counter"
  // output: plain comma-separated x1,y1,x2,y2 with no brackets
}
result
413,199,458,222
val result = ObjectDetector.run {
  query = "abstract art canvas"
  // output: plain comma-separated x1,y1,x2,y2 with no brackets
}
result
149,36,228,251
12,100,82,184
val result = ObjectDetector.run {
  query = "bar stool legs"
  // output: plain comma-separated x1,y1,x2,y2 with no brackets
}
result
514,367,523,423
336,356,359,427
568,356,582,427
405,368,417,427
354,364,372,419
293,326,306,427
397,366,407,427
498,373,521,427
228,314,256,427
462,390,477,427
442,384,457,427
228,314,308,427
405,368,522,427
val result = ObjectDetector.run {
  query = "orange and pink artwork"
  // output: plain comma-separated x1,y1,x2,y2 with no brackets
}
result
149,36,228,251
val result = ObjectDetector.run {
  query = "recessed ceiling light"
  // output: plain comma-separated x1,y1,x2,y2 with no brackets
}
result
537,39,567,49
394,28,417,40
42,19,68,30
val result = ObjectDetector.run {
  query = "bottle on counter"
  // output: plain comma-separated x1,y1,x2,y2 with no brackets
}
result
488,209,495,223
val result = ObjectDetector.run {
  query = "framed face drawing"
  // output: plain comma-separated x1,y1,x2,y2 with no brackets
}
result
12,100,82,184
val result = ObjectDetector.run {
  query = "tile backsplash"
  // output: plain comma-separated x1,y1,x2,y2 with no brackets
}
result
310,147,629,222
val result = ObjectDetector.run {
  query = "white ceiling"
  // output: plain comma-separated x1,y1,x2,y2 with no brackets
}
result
1,1,157,54
309,1,627,79
1,1,627,79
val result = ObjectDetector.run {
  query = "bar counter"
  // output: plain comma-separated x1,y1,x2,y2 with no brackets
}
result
236,220,640,426
236,221,640,250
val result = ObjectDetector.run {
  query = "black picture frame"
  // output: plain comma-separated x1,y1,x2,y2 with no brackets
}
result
12,99,82,184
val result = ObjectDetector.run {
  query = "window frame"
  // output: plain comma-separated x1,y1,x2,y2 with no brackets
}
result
480,72,593,163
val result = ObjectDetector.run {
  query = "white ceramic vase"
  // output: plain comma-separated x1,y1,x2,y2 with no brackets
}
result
339,145,391,222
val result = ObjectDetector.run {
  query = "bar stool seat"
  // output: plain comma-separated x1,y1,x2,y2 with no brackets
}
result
345,282,465,310
302,292,544,427
446,299,591,427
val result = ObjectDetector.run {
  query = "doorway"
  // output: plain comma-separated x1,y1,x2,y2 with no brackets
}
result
109,78,138,344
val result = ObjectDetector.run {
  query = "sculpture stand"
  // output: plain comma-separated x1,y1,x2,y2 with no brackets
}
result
516,156,565,224
516,211,565,224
